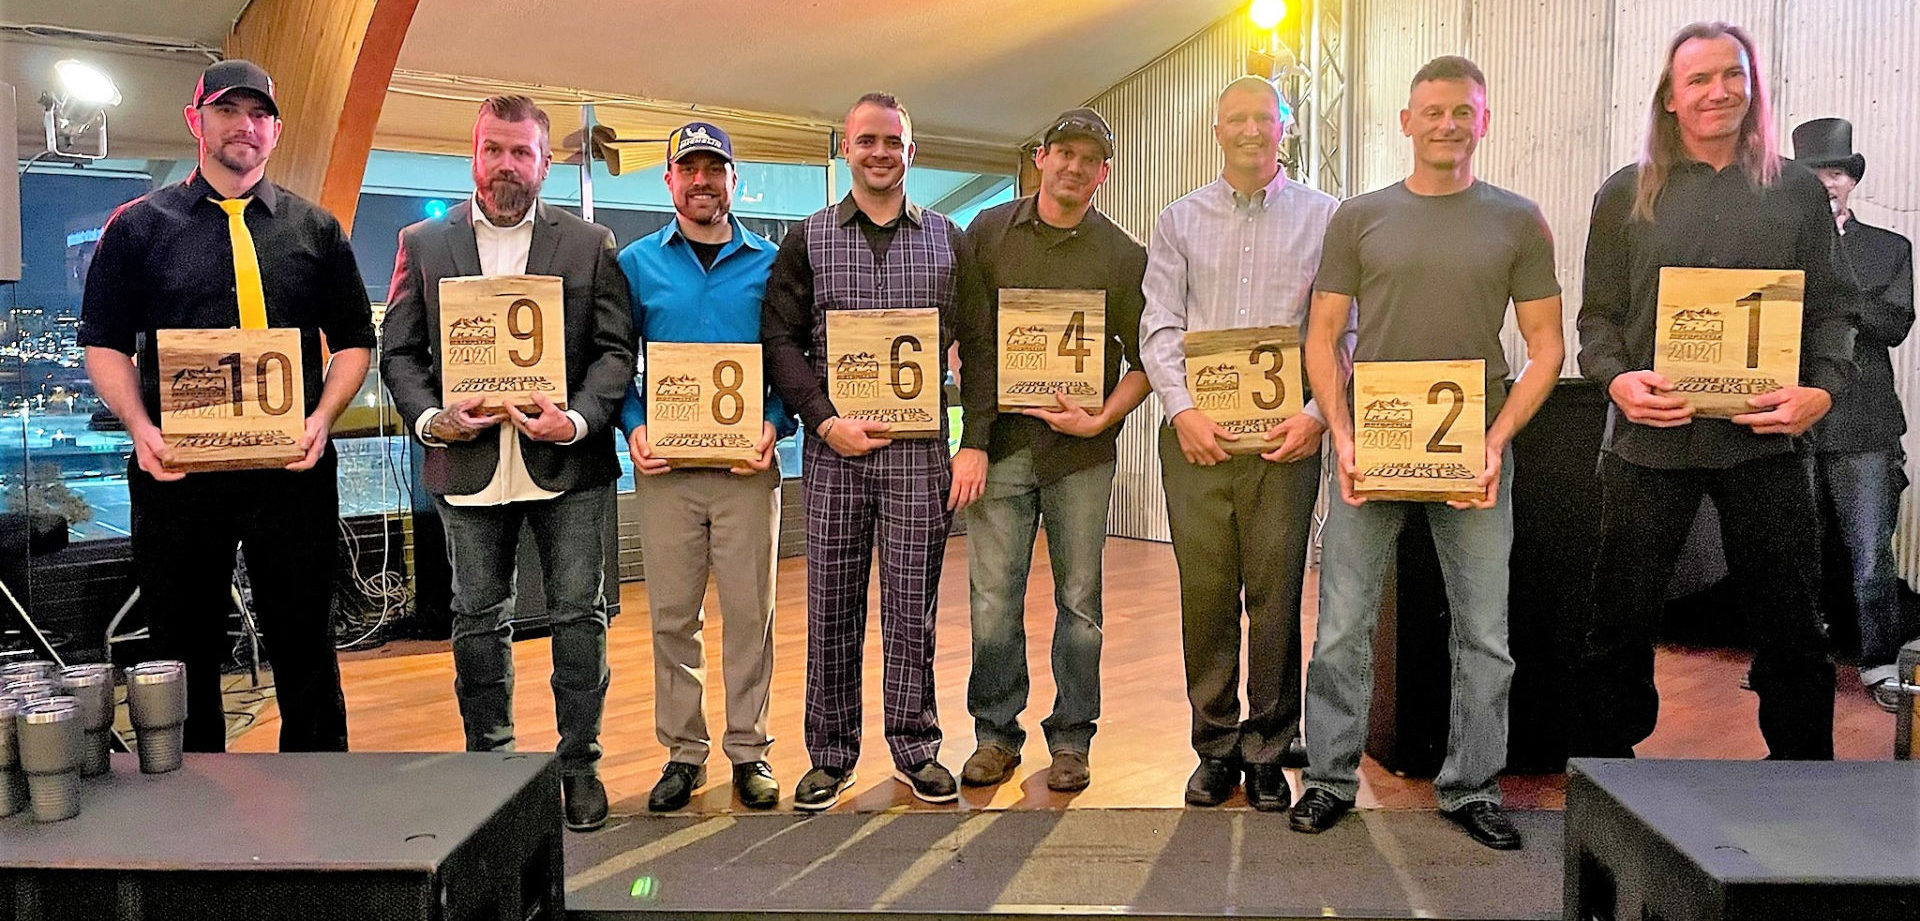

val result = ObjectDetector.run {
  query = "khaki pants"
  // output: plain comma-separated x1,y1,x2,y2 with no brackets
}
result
635,465,781,765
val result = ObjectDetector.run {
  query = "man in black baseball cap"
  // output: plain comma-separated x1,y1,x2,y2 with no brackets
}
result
191,59,279,117
1794,116,1917,713
1043,107,1115,160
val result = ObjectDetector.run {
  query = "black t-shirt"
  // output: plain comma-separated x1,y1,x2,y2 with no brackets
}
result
687,238,725,271
78,171,377,423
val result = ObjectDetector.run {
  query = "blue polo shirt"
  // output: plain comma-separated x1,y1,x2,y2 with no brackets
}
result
616,216,794,436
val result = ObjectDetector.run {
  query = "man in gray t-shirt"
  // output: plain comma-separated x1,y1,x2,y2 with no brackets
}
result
1295,55,1565,851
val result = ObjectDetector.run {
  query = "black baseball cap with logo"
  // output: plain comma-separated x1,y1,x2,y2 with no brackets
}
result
192,59,279,117
1043,107,1115,159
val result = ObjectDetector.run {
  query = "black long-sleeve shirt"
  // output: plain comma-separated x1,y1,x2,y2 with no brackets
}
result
1813,215,1913,453
1577,159,1860,469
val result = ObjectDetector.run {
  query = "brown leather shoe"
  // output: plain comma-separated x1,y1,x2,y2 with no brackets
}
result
1046,751,1090,792
960,744,1020,786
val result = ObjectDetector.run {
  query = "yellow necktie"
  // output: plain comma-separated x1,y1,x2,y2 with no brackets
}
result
216,197,268,329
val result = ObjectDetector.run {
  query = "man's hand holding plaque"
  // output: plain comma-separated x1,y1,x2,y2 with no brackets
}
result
1181,325,1305,459
1651,267,1806,420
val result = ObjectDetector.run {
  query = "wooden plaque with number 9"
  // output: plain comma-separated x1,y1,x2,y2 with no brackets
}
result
996,288,1105,411
825,308,942,439
645,341,764,468
156,328,307,472
1352,359,1485,502
438,275,569,416
1651,267,1804,419
1182,324,1304,455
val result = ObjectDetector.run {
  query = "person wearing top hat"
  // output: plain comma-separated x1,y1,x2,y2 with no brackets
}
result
617,122,793,811
78,60,376,754
1794,116,1916,712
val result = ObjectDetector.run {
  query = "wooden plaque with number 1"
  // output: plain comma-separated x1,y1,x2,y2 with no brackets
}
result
1351,359,1485,503
825,308,942,438
438,275,568,416
1181,325,1304,455
645,342,763,468
1652,267,1804,419
156,328,307,472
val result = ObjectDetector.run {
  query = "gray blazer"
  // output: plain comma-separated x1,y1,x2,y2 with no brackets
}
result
381,200,636,496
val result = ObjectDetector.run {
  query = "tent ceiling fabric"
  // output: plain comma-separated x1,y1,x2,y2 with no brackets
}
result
395,0,1242,148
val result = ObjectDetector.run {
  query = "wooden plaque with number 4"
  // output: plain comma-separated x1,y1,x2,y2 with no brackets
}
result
645,342,764,468
996,288,1105,411
1651,267,1804,419
825,308,942,439
156,328,307,472
1181,324,1304,455
438,275,569,416
1351,359,1485,503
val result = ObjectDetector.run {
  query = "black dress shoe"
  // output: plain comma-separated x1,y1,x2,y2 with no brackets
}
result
1442,801,1523,850
1184,757,1240,806
1245,763,1291,812
733,761,778,810
647,762,706,813
563,774,610,831
1287,787,1353,834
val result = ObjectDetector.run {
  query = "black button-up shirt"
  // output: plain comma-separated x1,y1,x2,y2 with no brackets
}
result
79,171,377,424
1577,159,1859,469
1813,215,1913,453
954,195,1147,484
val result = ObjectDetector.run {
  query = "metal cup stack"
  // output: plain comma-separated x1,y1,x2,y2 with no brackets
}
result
58,664,117,777
126,661,188,774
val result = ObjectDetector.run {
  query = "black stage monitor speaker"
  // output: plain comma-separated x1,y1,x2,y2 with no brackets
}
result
0,752,563,921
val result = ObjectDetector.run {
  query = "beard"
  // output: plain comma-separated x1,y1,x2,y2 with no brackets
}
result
477,172,540,223
211,139,265,175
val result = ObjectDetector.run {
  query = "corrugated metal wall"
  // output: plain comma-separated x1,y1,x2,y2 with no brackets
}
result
1090,15,1261,541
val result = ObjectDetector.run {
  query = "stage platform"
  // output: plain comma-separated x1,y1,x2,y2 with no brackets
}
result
562,807,1564,921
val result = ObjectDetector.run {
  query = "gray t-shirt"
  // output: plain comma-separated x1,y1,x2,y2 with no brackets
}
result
1314,180,1560,418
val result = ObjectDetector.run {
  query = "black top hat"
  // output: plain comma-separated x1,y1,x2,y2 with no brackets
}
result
1792,118,1864,180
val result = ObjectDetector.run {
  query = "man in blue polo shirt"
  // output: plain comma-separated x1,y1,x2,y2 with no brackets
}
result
618,122,792,811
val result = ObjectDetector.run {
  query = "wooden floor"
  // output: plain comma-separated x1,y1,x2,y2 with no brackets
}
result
232,535,1897,815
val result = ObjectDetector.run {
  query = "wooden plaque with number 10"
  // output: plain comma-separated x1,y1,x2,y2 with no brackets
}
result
156,328,307,472
1652,267,1804,419
645,342,764,468
1351,359,1485,503
825,308,942,438
1181,324,1304,455
438,275,569,416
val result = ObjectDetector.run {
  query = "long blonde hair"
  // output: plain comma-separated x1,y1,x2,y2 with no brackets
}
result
1631,22,1781,222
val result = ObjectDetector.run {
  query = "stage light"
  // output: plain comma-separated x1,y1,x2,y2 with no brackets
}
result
1249,0,1287,31
424,199,449,219
54,60,121,108
40,59,122,160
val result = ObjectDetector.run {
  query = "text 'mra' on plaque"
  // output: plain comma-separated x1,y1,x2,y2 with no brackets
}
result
825,308,942,439
438,274,568,416
645,342,764,468
1652,267,1804,419
156,328,307,472
996,288,1105,412
1352,358,1485,503
1182,324,1304,455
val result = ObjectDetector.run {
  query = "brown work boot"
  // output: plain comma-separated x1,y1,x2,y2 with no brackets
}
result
960,744,1020,786
1046,750,1090,792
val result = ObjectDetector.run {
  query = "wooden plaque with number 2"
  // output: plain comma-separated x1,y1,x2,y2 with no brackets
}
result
1351,359,1485,503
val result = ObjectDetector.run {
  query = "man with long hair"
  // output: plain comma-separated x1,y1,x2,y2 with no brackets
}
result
1573,22,1858,760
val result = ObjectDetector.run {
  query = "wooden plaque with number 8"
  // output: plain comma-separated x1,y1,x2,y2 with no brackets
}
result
1181,324,1304,455
1651,267,1804,419
825,308,942,439
995,288,1105,411
438,275,569,416
645,342,764,468
156,328,307,472
1352,359,1485,503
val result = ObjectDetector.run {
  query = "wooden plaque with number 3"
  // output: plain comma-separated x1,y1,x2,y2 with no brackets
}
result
1652,267,1804,419
438,275,569,416
1351,359,1485,503
156,328,307,472
1181,324,1304,455
825,308,942,438
645,342,764,468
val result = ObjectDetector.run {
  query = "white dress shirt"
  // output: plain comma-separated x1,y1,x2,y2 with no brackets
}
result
416,196,588,506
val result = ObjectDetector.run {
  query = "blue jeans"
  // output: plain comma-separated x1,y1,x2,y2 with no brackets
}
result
1815,449,1909,685
1304,453,1514,810
436,483,612,776
966,449,1114,754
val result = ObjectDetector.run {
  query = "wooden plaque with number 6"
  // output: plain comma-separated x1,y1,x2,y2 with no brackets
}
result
825,308,942,439
1181,324,1304,455
1652,267,1804,419
996,288,1105,411
156,328,307,472
1352,359,1485,503
645,342,764,468
438,275,569,416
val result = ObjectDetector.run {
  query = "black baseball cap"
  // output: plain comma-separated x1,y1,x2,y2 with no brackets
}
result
193,59,278,116
1043,107,1115,159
